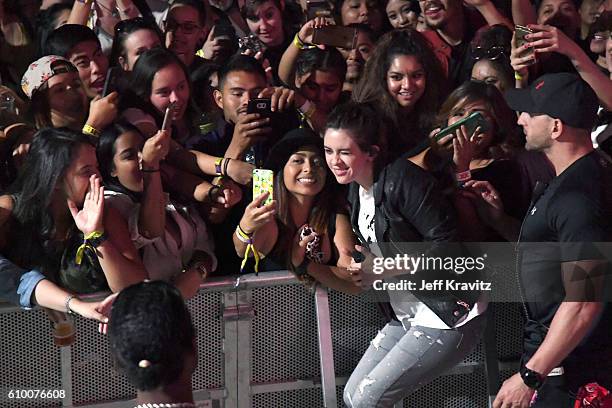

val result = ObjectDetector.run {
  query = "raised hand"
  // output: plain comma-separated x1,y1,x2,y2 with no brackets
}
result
68,175,105,236
452,125,479,172
142,130,170,168
87,92,119,131
239,192,277,235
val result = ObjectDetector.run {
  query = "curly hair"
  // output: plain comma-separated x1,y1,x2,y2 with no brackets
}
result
352,29,447,154
108,281,195,391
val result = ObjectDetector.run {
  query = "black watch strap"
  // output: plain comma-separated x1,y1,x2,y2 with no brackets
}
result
520,366,545,390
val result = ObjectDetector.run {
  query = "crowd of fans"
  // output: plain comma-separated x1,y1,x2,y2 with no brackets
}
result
1,0,611,406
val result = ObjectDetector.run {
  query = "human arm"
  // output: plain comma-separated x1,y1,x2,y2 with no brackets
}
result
278,17,327,86
67,0,94,25
527,24,612,110
511,0,536,27
233,192,278,258
463,0,512,29
85,92,120,133
69,176,147,292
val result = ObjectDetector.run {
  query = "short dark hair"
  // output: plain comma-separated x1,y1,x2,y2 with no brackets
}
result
326,101,388,165
296,48,347,83
43,24,101,58
217,54,266,90
241,0,282,20
108,281,195,391
35,3,73,57
169,0,207,26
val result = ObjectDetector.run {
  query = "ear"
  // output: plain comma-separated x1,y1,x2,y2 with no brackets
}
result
214,88,224,110
367,145,380,160
118,56,128,71
550,118,563,140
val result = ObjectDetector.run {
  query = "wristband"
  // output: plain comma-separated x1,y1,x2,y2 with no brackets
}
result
293,33,316,50
514,72,524,81
222,157,231,177
65,294,77,315
455,170,472,182
214,157,223,176
82,123,100,137
293,259,310,277
75,231,108,265
298,100,316,119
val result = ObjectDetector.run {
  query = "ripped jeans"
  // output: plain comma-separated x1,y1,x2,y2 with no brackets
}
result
343,314,486,408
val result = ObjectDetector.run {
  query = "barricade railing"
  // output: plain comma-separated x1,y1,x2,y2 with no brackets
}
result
0,271,522,408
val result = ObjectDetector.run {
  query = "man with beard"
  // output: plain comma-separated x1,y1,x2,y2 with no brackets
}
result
418,0,511,87
466,73,612,407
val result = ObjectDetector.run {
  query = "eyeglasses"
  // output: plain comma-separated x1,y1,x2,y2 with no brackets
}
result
472,46,508,61
162,19,201,35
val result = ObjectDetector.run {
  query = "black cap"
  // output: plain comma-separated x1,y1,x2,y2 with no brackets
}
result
264,128,324,173
504,73,599,130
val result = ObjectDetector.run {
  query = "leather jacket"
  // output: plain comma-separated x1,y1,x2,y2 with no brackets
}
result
347,155,480,327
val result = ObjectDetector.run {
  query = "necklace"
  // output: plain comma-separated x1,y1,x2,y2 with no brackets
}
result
134,403,197,408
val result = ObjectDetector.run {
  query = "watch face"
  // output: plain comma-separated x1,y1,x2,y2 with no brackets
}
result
521,369,543,389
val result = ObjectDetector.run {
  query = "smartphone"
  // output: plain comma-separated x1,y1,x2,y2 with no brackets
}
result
253,168,274,206
213,23,235,41
247,98,272,117
352,249,365,263
312,25,357,49
161,101,176,131
306,0,332,20
515,25,535,59
434,112,490,142
239,34,265,54
102,67,121,97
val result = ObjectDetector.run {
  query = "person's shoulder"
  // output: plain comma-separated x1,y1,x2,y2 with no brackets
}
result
0,195,15,227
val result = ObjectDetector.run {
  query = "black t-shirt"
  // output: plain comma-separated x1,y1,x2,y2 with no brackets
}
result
518,151,612,382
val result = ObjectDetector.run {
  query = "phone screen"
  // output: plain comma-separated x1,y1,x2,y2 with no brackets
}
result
312,26,357,49
515,25,535,59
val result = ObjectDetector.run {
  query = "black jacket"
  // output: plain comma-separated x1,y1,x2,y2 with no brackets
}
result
347,156,480,327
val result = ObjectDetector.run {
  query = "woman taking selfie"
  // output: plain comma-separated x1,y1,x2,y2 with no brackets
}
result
234,128,359,293
323,102,486,407
97,121,217,299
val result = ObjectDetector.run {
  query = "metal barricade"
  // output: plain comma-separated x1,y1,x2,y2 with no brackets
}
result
0,271,523,408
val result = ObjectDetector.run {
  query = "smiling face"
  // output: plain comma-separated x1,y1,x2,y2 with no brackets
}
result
111,131,145,193
61,144,100,207
386,54,426,111
121,29,162,71
283,146,327,198
446,98,495,158
68,40,109,98
341,0,384,33
245,1,285,47
418,0,461,29
324,128,375,186
150,63,190,122
386,0,419,29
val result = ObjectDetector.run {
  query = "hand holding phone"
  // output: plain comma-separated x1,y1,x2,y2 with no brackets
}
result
514,25,535,60
434,112,490,143
312,25,357,49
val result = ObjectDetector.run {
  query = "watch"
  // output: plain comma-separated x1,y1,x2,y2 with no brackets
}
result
520,366,545,390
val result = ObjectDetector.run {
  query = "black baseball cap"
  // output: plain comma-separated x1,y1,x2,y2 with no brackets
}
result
264,128,324,173
504,73,599,130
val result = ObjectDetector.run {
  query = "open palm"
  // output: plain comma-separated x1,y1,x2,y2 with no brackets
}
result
68,175,105,236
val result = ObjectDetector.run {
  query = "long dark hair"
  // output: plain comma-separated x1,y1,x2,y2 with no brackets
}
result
109,281,195,391
352,29,446,153
7,128,95,274
97,121,145,202
109,17,164,69
435,80,520,157
125,48,197,129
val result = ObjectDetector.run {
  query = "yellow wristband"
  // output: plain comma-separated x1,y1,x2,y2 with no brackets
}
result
82,124,100,137
514,72,524,81
293,33,315,50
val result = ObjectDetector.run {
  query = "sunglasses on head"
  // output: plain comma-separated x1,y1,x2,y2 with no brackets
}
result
472,46,508,61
